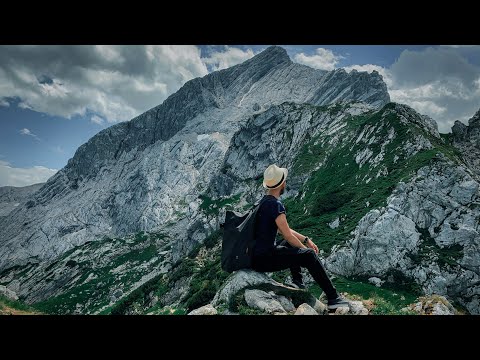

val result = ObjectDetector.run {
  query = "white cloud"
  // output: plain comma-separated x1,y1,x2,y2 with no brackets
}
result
0,160,57,187
0,98,9,107
90,115,104,125
343,47,480,133
202,46,256,71
293,48,344,71
19,128,41,141
0,45,209,123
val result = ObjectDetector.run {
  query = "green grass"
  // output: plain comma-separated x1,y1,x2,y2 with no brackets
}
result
32,232,164,314
199,193,241,216
183,257,229,312
108,275,169,315
180,230,229,312
309,275,418,314
0,295,39,313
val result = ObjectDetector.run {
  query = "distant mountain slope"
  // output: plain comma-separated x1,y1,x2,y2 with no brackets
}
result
0,183,44,217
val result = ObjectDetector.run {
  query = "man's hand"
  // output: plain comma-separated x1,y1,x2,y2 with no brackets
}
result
306,238,319,254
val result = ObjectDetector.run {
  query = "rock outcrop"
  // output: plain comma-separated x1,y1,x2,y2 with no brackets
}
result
403,295,457,315
452,108,480,178
187,304,217,315
327,155,480,314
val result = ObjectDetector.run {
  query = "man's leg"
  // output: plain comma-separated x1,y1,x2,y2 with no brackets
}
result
252,246,338,300
276,239,302,284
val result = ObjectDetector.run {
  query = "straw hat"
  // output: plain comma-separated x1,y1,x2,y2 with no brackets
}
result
263,164,288,189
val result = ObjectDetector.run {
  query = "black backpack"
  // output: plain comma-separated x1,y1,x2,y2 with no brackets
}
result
220,195,270,273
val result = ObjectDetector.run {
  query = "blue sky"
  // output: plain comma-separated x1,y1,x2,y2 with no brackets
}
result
1,45,479,186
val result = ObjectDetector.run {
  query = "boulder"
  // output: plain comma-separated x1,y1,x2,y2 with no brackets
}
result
212,269,315,309
312,299,328,315
349,300,369,315
244,289,287,314
408,294,457,315
368,277,384,287
188,304,218,315
295,303,318,315
333,307,350,315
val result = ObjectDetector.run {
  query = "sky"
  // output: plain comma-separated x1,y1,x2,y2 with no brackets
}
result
1,45,479,187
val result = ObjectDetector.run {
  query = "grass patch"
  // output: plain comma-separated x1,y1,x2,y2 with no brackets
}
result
309,275,418,314
182,257,229,312
108,274,169,315
199,193,241,216
0,295,39,313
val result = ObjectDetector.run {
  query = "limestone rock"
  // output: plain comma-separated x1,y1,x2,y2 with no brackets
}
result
408,295,457,315
212,269,306,308
368,277,384,287
295,303,318,315
188,304,218,315
244,289,286,314
333,307,350,315
0,285,19,301
327,157,480,314
349,301,369,315
313,299,328,315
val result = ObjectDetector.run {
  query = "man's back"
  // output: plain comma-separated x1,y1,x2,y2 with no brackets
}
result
253,194,286,256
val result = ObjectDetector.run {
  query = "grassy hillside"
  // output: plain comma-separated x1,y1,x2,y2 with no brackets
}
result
0,295,41,315
283,103,463,254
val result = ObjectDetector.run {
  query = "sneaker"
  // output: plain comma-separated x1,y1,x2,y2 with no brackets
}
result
291,278,306,289
327,295,350,310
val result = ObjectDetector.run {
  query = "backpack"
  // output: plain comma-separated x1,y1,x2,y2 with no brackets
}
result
220,195,270,273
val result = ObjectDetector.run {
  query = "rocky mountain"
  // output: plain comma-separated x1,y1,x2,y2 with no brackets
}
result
1,45,478,315
0,46,389,271
452,109,480,177
0,183,44,217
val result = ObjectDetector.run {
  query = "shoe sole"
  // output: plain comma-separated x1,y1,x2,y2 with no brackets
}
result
327,303,350,310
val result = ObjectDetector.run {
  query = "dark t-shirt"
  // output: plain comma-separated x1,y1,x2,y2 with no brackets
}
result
253,194,286,256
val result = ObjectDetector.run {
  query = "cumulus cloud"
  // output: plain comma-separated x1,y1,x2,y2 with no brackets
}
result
0,45,209,123
293,48,344,71
202,46,256,71
344,47,480,133
19,128,41,141
0,98,9,107
0,160,57,187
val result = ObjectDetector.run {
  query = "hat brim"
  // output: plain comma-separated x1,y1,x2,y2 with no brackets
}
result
263,167,288,189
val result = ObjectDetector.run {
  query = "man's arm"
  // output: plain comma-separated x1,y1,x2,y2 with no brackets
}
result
291,229,306,242
279,221,319,254
275,214,307,249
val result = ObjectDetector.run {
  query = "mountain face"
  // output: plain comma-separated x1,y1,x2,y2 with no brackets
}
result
0,46,389,272
452,109,480,177
1,46,479,315
0,183,43,217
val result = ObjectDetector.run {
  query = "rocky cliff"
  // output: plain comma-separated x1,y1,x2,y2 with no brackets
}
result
452,109,480,178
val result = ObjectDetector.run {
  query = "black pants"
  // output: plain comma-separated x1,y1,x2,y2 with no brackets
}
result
251,240,338,300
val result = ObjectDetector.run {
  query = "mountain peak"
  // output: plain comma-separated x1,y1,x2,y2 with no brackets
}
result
469,107,480,127
246,45,291,65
